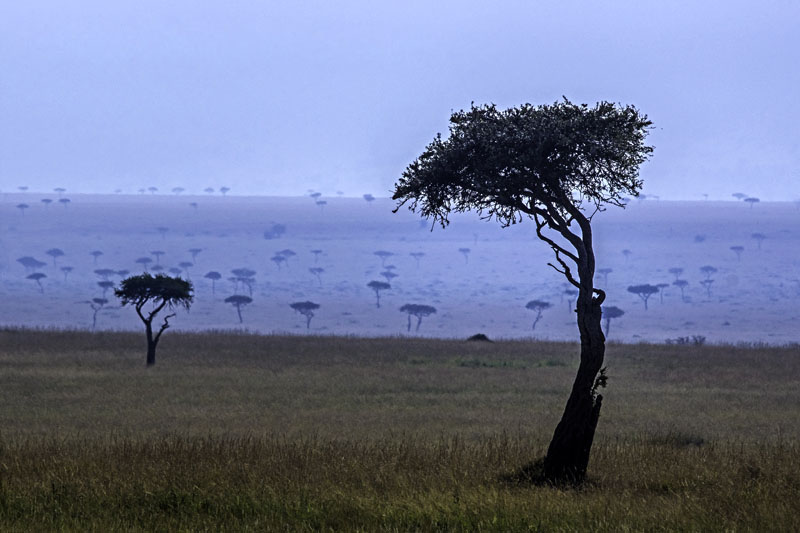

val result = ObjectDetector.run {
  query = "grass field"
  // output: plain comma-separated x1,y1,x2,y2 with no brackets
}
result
1,328,799,530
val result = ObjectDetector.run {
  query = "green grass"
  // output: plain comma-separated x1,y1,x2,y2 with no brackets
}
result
2,328,800,530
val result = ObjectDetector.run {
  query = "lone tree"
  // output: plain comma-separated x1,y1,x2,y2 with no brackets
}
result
90,250,103,264
399,303,437,332
204,271,222,294
744,197,760,208
730,245,744,261
367,280,391,308
627,284,659,310
751,232,766,250
309,267,324,286
224,295,252,323
392,99,652,483
374,250,393,267
602,305,625,337
27,273,47,293
290,301,320,329
88,298,108,330
410,252,425,268
525,300,552,331
597,267,612,286
458,247,471,263
45,248,65,267
115,274,193,366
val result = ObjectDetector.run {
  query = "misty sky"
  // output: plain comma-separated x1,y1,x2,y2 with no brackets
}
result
1,1,798,200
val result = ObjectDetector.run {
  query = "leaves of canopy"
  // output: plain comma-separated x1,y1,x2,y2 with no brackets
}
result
115,273,193,310
393,99,653,228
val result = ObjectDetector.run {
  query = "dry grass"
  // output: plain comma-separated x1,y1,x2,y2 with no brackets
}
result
1,328,799,530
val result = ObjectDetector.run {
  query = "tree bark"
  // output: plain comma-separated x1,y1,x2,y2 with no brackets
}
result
145,322,157,366
542,291,605,484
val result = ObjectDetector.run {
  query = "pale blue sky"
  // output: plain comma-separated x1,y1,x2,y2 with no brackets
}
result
1,1,798,199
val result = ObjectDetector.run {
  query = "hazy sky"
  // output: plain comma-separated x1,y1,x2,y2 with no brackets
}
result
1,1,798,200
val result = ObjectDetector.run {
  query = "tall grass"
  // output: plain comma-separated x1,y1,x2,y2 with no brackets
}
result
1,328,799,530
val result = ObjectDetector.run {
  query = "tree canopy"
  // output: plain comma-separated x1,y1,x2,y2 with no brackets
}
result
115,274,194,311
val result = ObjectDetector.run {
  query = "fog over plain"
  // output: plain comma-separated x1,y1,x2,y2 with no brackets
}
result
1,1,799,200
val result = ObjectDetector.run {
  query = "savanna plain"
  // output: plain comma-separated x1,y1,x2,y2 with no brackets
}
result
1,329,799,531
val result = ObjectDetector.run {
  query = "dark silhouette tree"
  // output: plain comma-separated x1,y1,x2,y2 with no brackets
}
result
311,249,323,263
732,192,747,200
89,298,107,330
115,274,193,366
151,264,165,273
60,266,73,281
309,267,324,286
363,193,375,203
751,232,766,250
116,269,129,279
188,248,203,262
744,197,760,208
458,247,471,263
151,251,165,265
621,249,632,261
627,284,659,310
166,267,180,276
204,187,215,194
673,279,689,302
399,303,437,332
156,226,169,239
178,261,193,276
310,192,322,201
597,268,612,285
204,271,222,294
525,300,552,331
699,265,717,280
230,268,256,295
98,280,115,298
367,280,391,308
17,256,46,273
730,245,744,261
148,186,158,194
290,301,320,329
45,248,65,266
220,186,230,195
41,198,53,208
602,306,624,337
90,250,103,264
27,273,46,293
380,270,398,284
410,252,425,268
270,255,286,270
16,203,29,216
263,223,287,240
58,198,71,207
224,295,252,323
94,268,115,280
392,100,652,483
277,249,296,266
667,267,683,281
700,279,714,298
374,250,393,266
655,283,669,303
172,187,185,195
54,187,66,195
135,257,153,272
315,200,327,211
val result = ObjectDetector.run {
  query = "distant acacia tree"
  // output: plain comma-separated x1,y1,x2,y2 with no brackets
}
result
230,268,256,295
458,247,471,263
667,267,683,281
188,248,203,262
309,267,324,286
730,245,744,261
178,261,193,276
204,271,222,294
700,279,714,298
17,256,46,273
270,255,287,270
602,306,625,337
151,251,165,265
98,280,115,298
204,187,215,194
45,248,65,266
94,268,115,280
220,186,230,195
54,187,66,195
16,203,29,216
673,279,689,302
621,249,632,261
399,303,436,333
156,226,169,239
380,270,398,284
597,268,612,286
135,257,153,272
374,250,393,266
263,223,287,240
363,193,375,203
60,266,73,281
525,300,552,331
750,233,766,250
278,249,296,265
699,265,717,280
655,283,669,304
224,295,252,323
311,249,323,263
367,280,391,308
89,298,108,330
148,187,158,194
171,187,185,195
732,192,747,200
41,198,53,208
90,250,104,264
392,100,653,483
27,273,46,293
744,197,760,208
410,252,425,268
290,301,320,329
58,198,71,208
627,284,659,310
115,274,193,366
563,288,578,312
310,192,322,201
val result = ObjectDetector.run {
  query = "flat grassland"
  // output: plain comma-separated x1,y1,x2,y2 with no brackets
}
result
1,329,799,531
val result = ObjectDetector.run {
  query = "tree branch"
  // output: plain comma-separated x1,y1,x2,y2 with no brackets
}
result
153,312,176,345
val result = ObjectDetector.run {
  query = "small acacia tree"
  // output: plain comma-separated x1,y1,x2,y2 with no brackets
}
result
399,303,437,332
115,274,193,366
627,284,659,310
224,295,252,323
525,300,552,331
602,306,625,337
393,99,652,483
290,301,320,329
367,280,391,308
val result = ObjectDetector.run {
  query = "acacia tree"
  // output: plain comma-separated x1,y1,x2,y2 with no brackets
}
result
224,295,252,323
399,303,436,332
730,245,744,261
627,284,659,310
602,306,625,337
525,300,552,331
115,274,193,366
290,301,320,329
367,280,391,308
204,271,222,294
392,99,653,483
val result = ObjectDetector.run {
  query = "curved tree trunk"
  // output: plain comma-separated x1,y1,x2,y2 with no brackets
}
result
145,322,157,366
543,290,605,483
